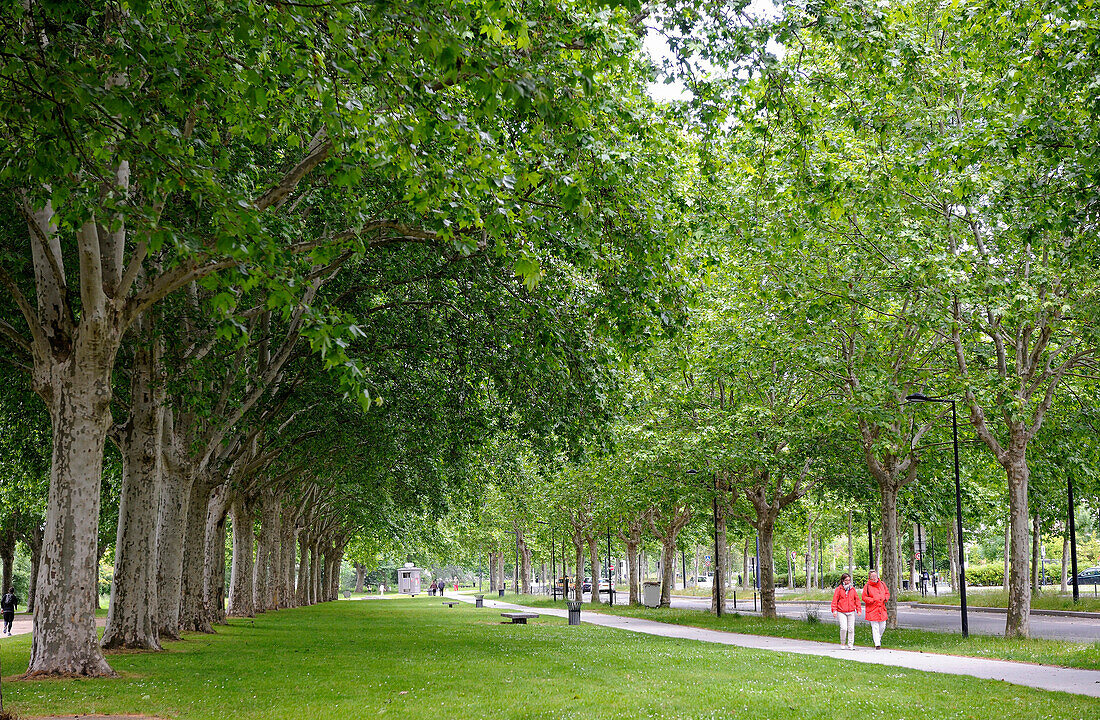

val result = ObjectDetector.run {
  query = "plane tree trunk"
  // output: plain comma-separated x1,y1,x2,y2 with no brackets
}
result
649,505,692,608
616,510,650,606
102,323,165,651
179,473,216,633
229,494,256,617
28,347,119,678
731,465,812,620
204,483,229,626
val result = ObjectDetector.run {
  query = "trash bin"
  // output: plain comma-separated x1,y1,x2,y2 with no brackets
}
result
643,581,661,608
902,580,910,590
567,601,582,625
475,594,484,608
498,588,505,597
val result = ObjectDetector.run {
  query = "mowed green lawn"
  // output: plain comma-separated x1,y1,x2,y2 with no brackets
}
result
1,598,1096,719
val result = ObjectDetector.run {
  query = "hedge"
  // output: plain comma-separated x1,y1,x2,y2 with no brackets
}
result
772,569,869,588
770,565,1007,589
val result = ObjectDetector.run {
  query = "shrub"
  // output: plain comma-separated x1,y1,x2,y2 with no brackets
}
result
964,564,1005,587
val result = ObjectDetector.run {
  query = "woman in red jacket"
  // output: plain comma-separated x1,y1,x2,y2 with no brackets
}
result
830,573,861,649
861,569,890,649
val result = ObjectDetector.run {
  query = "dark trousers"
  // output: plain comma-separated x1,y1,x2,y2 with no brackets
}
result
3,611,13,633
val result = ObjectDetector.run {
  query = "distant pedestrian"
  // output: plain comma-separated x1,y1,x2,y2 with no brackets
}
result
1,587,18,636
429,580,437,596
830,573,860,649
861,569,890,649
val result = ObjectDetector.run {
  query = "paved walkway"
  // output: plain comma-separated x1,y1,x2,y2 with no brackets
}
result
445,593,1100,699
0,613,106,639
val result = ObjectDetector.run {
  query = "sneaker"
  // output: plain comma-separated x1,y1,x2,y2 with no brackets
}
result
875,646,881,650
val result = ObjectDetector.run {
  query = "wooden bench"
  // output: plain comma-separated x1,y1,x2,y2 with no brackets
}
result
442,601,459,608
500,612,539,624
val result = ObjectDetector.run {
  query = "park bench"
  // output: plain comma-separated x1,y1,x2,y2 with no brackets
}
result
500,612,539,624
442,601,459,608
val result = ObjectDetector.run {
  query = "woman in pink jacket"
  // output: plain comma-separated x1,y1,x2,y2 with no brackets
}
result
861,569,890,649
830,573,861,649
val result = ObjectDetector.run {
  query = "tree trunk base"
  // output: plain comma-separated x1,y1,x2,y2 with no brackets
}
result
101,636,162,652
23,657,118,680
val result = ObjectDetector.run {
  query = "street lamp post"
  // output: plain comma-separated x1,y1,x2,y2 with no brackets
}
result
906,392,969,638
867,517,875,570
713,492,722,616
607,526,614,607
1068,474,1079,603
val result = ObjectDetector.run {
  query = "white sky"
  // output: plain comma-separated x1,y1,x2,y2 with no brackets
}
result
642,0,783,103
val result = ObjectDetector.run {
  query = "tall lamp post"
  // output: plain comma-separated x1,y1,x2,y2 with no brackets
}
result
905,392,968,637
686,468,723,617
607,526,615,608
1068,475,1079,603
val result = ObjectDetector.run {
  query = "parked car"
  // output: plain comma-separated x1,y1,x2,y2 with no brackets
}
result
583,576,592,592
1073,567,1100,585
694,575,712,586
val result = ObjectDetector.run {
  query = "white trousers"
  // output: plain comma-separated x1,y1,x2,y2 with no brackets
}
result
870,620,886,647
837,611,856,647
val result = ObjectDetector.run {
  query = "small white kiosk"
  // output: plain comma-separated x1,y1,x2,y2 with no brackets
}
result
397,563,423,596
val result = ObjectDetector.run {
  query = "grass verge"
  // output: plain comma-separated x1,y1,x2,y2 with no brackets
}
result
906,588,1100,613
1,597,1096,719
503,594,1100,670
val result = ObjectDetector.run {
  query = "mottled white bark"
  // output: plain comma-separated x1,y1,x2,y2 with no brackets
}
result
102,329,164,650
1005,454,1031,637
309,541,321,604
228,495,255,617
156,409,192,640
254,489,280,611
28,355,117,677
203,484,229,625
179,474,215,633
296,532,310,605
280,506,297,608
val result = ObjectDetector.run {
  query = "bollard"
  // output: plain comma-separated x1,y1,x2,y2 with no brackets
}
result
475,595,484,608
567,601,582,625
733,591,737,610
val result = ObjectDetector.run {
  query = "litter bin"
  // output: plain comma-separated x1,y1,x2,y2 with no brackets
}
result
902,580,910,590
567,600,582,625
643,581,661,608
475,594,484,608
498,588,505,597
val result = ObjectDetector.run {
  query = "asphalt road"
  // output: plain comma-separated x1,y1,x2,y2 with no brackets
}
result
658,594,1100,642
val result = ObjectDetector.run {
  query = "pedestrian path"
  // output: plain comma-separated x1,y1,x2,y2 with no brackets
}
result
0,614,106,639
444,592,1100,699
